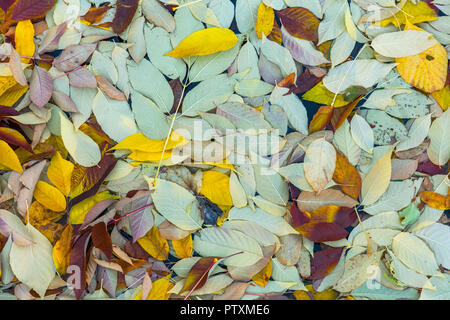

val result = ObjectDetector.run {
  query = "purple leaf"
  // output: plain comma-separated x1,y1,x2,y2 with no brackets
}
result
53,43,97,72
68,67,97,88
37,21,69,54
0,0,15,14
29,66,53,108
11,0,57,21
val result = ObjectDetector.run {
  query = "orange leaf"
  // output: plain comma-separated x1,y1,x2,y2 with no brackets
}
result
331,96,362,130
172,235,193,259
309,106,334,133
180,257,219,295
332,150,362,200
419,191,450,210
82,4,111,24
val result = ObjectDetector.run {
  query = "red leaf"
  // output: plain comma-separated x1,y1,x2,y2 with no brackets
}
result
91,222,113,259
290,202,310,227
309,247,344,280
30,66,53,108
112,0,139,34
11,0,57,21
277,7,320,43
82,4,111,24
295,222,348,242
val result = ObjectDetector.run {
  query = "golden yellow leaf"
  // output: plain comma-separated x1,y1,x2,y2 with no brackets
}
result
69,191,119,224
431,85,450,111
252,260,272,287
52,224,73,274
396,22,448,93
0,76,17,96
0,140,23,173
200,170,233,206
137,226,169,261
26,201,64,244
302,81,348,108
419,191,450,210
110,131,188,153
377,1,438,28
164,28,238,58
172,235,193,259
47,152,74,197
0,82,29,106
134,276,174,300
33,181,67,212
255,2,274,39
15,20,36,60
294,284,338,300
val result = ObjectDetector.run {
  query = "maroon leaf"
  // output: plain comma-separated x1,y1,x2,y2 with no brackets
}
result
309,247,344,280
417,160,447,175
112,0,139,34
0,105,19,118
289,68,323,95
92,222,113,259
295,222,348,242
12,0,57,21
29,66,53,108
290,202,310,228
0,127,32,152
53,43,97,72
333,207,357,228
0,0,15,14
68,230,90,300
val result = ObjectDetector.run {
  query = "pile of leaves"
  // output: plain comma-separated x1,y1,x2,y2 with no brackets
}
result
0,0,448,300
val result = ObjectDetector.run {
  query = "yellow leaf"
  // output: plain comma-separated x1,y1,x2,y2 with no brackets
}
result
69,191,119,224
255,2,274,39
172,235,193,259
164,28,238,58
137,226,169,261
200,170,233,206
134,276,174,300
431,85,450,111
377,1,438,28
128,149,173,162
33,181,67,212
26,201,64,244
52,224,73,274
0,82,29,106
0,76,17,96
15,20,36,60
294,284,338,300
252,259,272,287
396,22,447,93
110,131,188,153
47,152,74,197
302,81,348,108
0,140,23,173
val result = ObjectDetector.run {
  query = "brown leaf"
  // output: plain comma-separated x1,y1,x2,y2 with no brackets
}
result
180,256,219,295
11,0,57,21
53,43,97,72
69,230,91,299
277,7,320,43
332,150,361,200
331,97,361,131
390,159,418,180
91,221,113,259
95,75,127,101
82,4,111,24
213,282,251,300
267,17,282,45
30,66,53,108
52,91,79,113
112,0,139,34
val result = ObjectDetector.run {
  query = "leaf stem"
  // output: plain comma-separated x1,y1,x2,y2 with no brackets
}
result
107,203,154,226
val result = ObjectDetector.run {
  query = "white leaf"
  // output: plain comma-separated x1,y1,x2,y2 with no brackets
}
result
10,225,55,297
303,139,336,193
235,0,260,34
427,109,450,166
260,35,297,78
414,223,450,269
396,114,432,151
351,114,374,154
392,232,440,276
253,165,289,206
229,172,247,208
237,41,260,80
364,180,416,215
371,30,437,58
331,31,355,67
194,227,264,266
270,86,308,134
333,119,361,166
